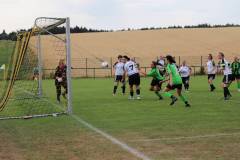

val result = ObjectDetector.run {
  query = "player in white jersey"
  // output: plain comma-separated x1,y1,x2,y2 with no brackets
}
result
157,56,166,75
207,54,217,91
179,61,191,91
113,55,126,95
218,52,233,100
122,55,141,100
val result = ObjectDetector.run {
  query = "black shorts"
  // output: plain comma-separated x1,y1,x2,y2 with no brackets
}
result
115,75,123,82
181,76,190,84
128,73,140,86
166,83,182,90
232,74,240,80
222,74,233,84
151,79,163,89
208,74,216,80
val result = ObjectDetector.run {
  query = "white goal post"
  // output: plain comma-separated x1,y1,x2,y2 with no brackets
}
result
34,17,73,114
0,17,72,120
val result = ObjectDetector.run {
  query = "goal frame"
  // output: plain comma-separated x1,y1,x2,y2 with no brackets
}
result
35,17,73,115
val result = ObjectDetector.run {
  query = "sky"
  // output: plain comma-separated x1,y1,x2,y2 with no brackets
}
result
0,0,240,33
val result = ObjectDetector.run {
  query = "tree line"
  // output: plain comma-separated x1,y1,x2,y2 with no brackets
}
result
136,23,240,31
1,23,240,41
0,26,109,41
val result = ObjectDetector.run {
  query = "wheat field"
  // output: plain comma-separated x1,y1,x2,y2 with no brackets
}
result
29,27,240,77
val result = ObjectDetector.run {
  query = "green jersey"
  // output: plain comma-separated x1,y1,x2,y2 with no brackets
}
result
167,63,182,85
147,68,164,80
231,61,240,75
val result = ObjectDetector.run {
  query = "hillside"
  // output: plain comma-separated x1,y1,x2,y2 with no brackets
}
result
72,27,240,58
30,27,240,71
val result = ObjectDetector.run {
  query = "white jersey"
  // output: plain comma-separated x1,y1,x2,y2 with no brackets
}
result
124,61,139,76
114,62,124,76
207,60,216,74
157,59,165,66
219,59,232,75
179,66,191,77
157,59,165,71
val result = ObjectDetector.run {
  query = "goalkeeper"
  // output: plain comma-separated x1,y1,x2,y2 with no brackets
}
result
55,59,67,103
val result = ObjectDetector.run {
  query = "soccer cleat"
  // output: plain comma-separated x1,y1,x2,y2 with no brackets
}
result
136,96,141,100
159,96,163,100
170,97,178,106
224,97,230,101
128,96,134,100
185,102,191,107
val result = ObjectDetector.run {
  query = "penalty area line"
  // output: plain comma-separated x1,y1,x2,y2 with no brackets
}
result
17,88,153,160
130,132,240,142
71,114,153,160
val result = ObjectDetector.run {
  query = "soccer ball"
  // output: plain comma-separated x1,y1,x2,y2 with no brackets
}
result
57,77,63,82
101,61,109,68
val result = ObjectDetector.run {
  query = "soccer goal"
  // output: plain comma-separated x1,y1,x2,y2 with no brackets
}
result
0,17,72,120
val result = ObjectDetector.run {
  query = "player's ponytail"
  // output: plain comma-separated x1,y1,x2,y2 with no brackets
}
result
219,52,225,58
152,61,157,67
166,55,176,64
118,55,123,59
208,54,213,60
123,55,130,61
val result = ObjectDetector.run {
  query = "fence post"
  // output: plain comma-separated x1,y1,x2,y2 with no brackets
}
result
93,68,95,79
144,67,147,77
110,57,113,77
86,58,88,78
193,67,196,76
178,56,181,66
201,56,203,68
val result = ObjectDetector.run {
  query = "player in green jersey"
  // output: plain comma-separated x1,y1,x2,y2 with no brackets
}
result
142,61,165,100
231,56,240,92
163,55,191,107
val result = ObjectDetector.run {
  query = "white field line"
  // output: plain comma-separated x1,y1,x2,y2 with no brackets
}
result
18,88,152,160
71,115,152,160
15,87,240,159
130,132,240,143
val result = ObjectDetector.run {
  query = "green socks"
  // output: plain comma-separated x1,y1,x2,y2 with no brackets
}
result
179,95,187,103
164,92,189,104
164,92,172,98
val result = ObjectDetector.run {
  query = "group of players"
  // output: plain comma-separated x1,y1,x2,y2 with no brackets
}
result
112,55,191,107
207,52,240,100
112,52,240,107
52,53,240,104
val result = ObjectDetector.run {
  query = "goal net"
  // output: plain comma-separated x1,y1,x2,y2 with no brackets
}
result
0,17,72,120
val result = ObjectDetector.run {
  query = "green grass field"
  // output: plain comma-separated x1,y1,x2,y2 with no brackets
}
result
0,76,240,160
